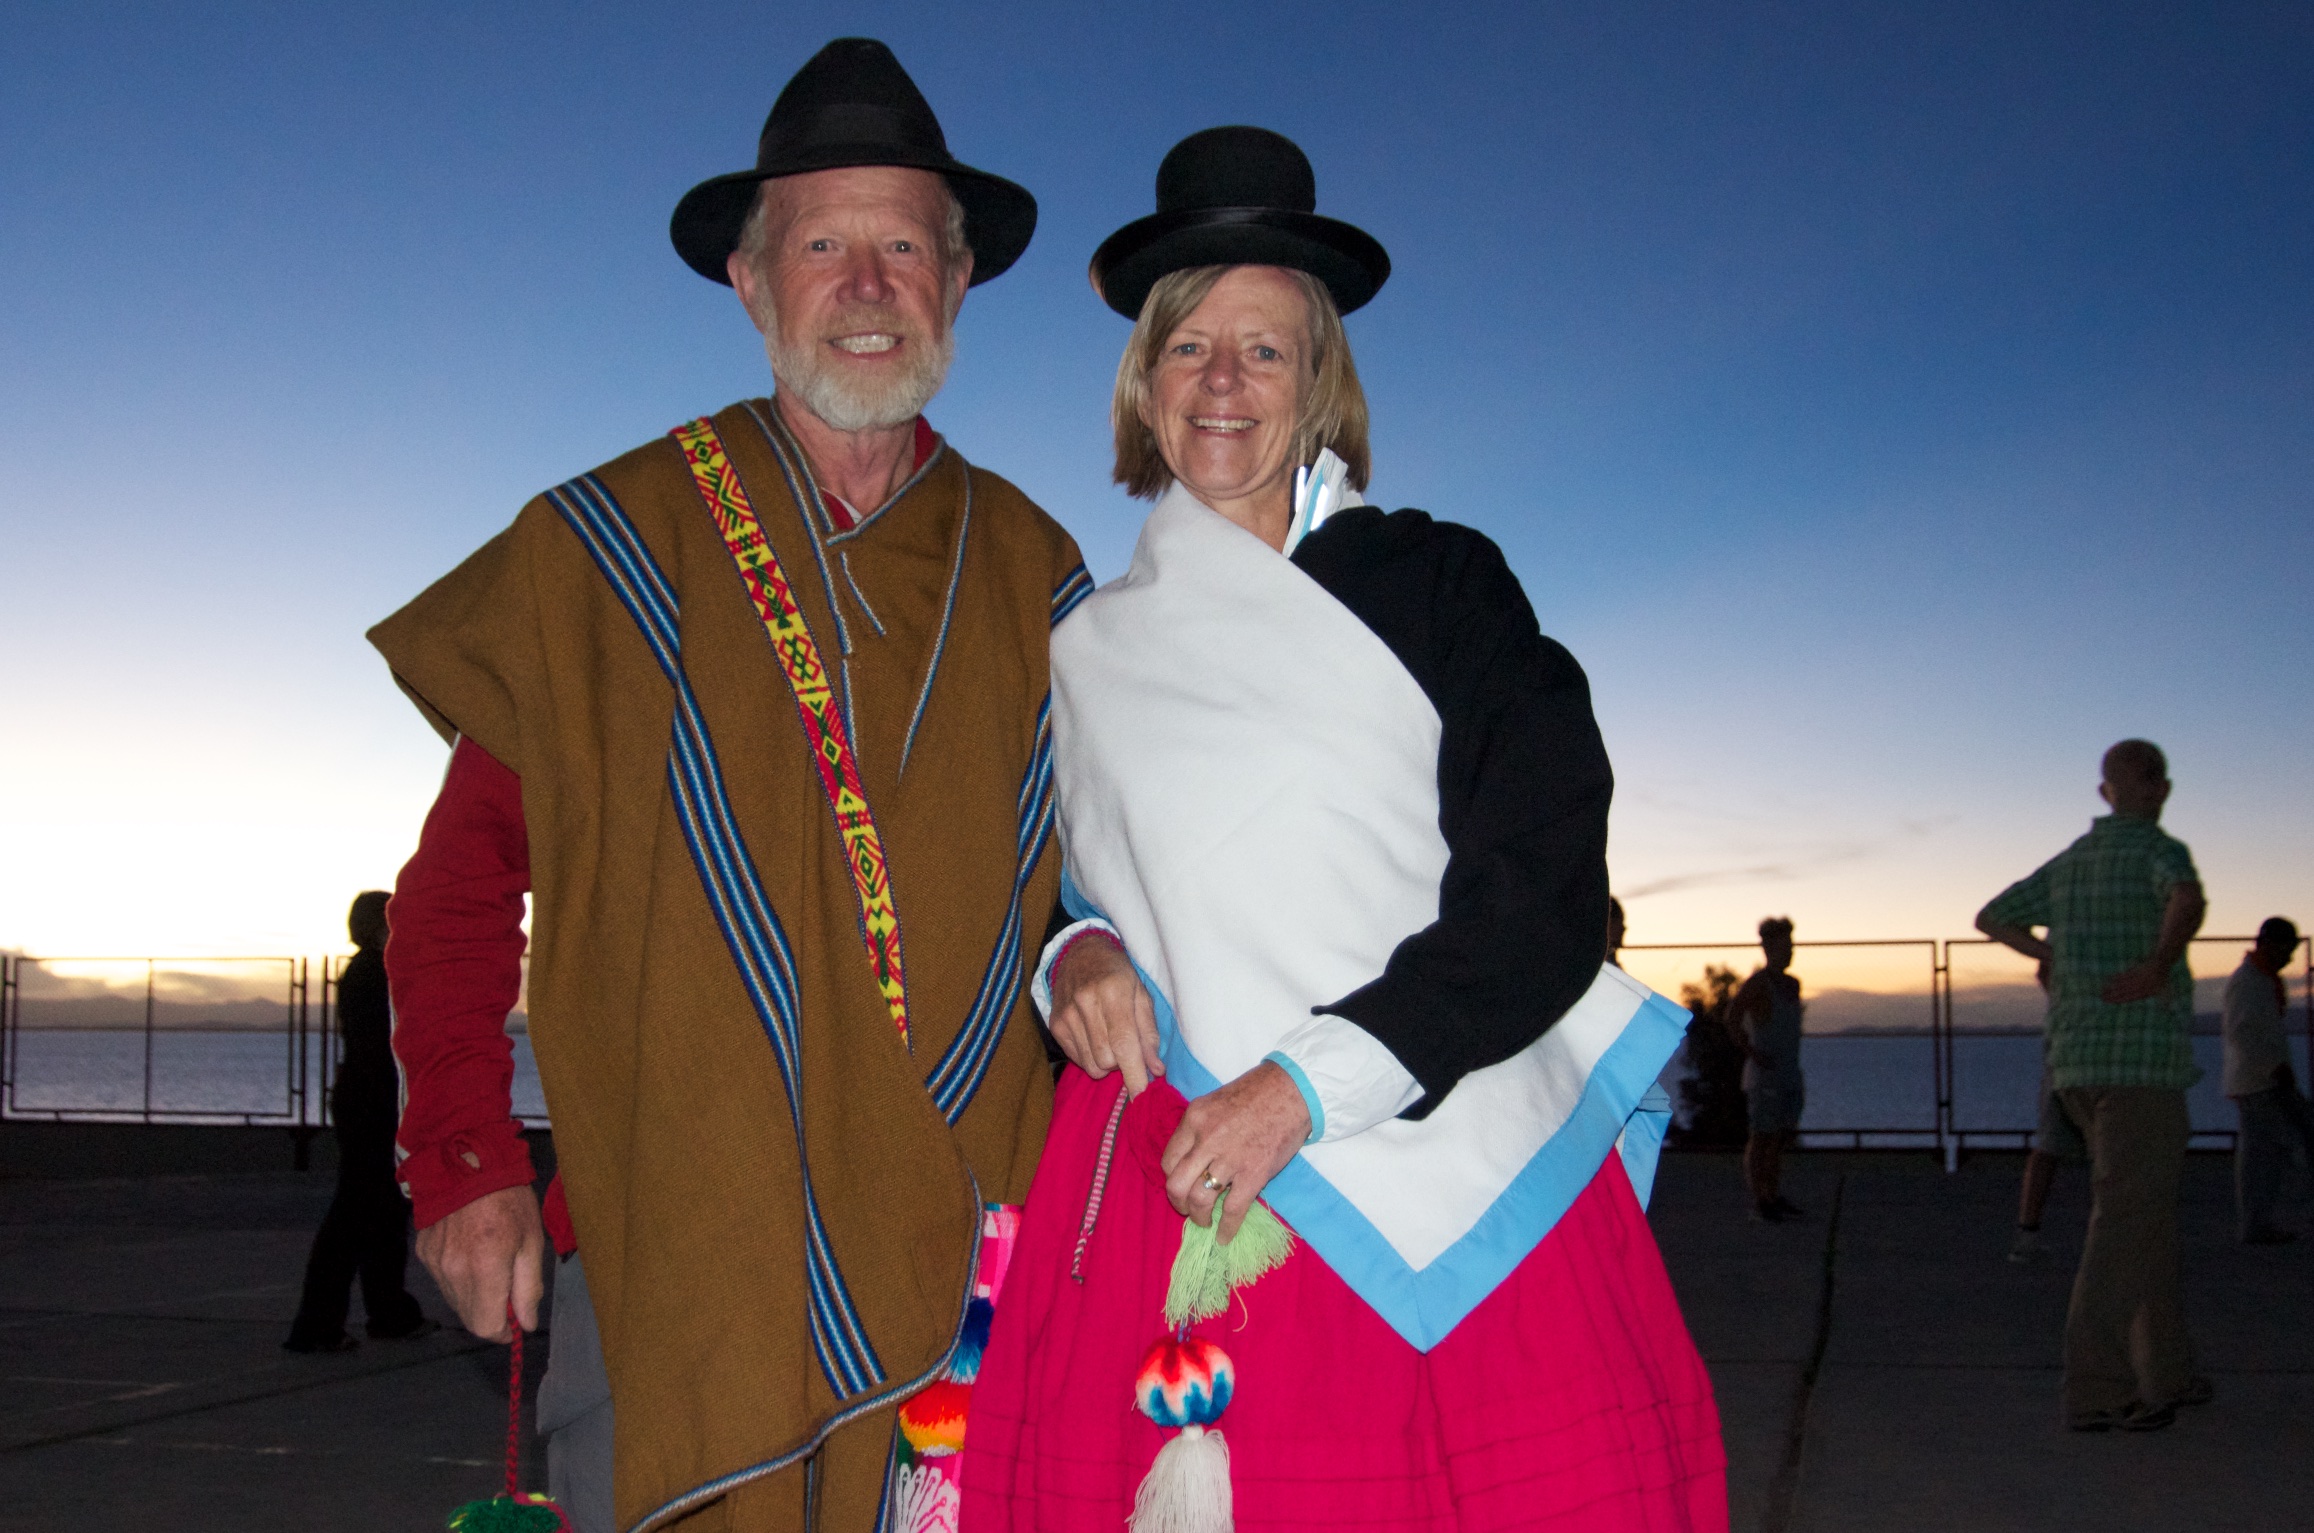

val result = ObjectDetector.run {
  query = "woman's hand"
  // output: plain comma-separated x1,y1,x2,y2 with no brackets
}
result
1047,934,1165,1096
1162,1060,1311,1242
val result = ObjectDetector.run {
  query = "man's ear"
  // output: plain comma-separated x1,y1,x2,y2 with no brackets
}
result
728,252,771,334
947,248,975,323
2098,780,2115,809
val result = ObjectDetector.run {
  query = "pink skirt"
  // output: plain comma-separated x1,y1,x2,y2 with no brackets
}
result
961,1068,1727,1532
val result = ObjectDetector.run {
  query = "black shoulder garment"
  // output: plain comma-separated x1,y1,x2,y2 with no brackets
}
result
1290,506,1614,1117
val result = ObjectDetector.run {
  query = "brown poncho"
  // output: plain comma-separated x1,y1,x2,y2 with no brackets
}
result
370,399,1087,1530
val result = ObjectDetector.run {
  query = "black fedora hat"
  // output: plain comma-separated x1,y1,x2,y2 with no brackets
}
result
1090,126,1389,320
670,38,1037,287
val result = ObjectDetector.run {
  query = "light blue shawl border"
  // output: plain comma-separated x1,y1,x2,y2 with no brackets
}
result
1061,875,1684,1351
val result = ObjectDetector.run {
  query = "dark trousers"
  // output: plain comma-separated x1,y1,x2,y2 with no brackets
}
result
2234,1082,2314,1237
2055,1085,2194,1414
288,1096,423,1344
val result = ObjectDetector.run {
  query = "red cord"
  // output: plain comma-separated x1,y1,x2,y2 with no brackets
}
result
506,1300,523,1500
1071,1088,1130,1282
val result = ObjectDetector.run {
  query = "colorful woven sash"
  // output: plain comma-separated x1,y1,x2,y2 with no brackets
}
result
671,417,911,1047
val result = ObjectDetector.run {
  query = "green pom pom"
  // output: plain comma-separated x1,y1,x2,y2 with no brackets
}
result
1163,1201,1295,1328
447,1494,568,1532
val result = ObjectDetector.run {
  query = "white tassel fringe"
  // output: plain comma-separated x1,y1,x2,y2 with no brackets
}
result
1128,1423,1233,1533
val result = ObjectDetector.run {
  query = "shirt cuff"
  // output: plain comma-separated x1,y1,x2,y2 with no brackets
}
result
1268,1014,1423,1143
397,1118,536,1230
1030,917,1122,1020
1261,1050,1326,1142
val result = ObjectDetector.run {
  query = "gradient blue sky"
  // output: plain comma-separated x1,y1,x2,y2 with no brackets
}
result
3,1,2308,965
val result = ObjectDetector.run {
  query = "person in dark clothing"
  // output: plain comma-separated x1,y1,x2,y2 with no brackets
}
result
1729,917,1808,1222
285,890,434,1351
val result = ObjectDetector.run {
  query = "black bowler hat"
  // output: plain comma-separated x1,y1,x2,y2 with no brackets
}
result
1090,126,1390,320
670,38,1038,287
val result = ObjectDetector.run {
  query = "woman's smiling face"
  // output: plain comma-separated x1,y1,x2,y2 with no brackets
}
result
1139,265,1312,525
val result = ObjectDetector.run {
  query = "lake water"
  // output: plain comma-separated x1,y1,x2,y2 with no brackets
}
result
7,1027,2300,1140
1711,1032,2308,1140
4,1029,549,1122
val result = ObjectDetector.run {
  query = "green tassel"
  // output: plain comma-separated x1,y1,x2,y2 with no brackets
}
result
1163,1202,1295,1328
446,1495,567,1532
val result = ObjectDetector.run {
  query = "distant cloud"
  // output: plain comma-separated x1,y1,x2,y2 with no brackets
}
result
1619,861,1837,899
1619,815,1956,901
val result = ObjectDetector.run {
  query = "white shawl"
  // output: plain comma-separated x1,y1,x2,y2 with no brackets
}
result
1052,485,1684,1350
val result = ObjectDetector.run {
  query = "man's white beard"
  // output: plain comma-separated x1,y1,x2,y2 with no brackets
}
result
764,306,955,433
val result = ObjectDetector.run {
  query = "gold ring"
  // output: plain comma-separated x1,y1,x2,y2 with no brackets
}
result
1200,1173,1227,1193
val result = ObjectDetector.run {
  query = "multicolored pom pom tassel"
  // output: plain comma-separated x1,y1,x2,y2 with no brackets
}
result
1135,1335,1236,1428
1131,1336,1235,1533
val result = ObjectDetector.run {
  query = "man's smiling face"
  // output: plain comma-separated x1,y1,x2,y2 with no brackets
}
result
729,164,972,433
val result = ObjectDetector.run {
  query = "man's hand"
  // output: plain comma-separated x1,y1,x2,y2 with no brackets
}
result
1047,935,1164,1096
2099,881,2206,1006
2099,960,2170,1005
415,1184,546,1342
1161,1061,1310,1243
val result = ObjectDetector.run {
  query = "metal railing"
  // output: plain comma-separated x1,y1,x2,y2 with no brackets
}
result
1619,938,1948,1149
1620,934,2314,1164
3,937,2306,1164
1,954,16,1114
1,950,543,1133
1,954,316,1127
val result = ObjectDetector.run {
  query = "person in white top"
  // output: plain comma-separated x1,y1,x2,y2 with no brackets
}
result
2222,916,2309,1243
967,127,1722,1531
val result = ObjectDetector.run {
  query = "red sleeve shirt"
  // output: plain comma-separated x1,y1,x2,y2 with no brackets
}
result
386,736,575,1255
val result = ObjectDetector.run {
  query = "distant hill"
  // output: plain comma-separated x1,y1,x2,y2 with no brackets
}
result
11,996,291,1031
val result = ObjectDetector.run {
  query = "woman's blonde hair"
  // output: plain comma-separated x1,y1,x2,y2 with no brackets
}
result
1111,265,1371,500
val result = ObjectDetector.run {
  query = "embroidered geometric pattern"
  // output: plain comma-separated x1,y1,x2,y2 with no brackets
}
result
548,470,885,1399
671,416,912,1048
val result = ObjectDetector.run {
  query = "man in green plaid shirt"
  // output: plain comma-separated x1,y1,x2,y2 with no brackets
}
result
1978,739,2208,1432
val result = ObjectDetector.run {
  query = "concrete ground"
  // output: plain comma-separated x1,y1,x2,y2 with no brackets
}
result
1656,1149,2314,1533
0,1167,537,1530
0,1146,2307,1531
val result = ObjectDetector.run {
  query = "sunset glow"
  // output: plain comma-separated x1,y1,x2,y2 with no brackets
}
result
3,3,2306,970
